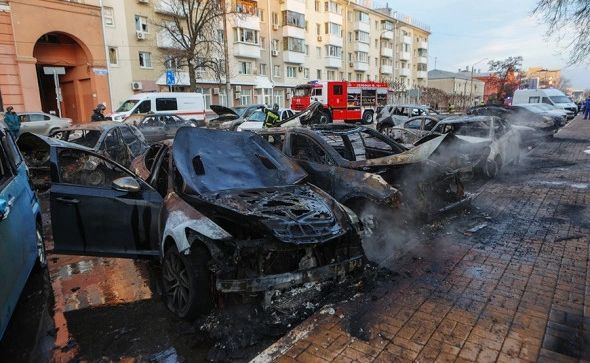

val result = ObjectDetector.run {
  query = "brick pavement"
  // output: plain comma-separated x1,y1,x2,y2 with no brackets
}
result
253,117,590,363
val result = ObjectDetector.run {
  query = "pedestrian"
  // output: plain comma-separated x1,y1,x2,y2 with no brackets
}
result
262,104,281,128
3,106,20,140
91,104,106,122
584,98,590,120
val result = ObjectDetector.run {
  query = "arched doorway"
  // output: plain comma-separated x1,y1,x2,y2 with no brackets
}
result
33,32,94,122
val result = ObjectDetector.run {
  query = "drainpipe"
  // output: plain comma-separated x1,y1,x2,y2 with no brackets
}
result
99,0,114,111
222,0,232,107
267,0,273,105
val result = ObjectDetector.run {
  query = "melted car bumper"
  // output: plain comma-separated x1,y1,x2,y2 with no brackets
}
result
215,255,364,293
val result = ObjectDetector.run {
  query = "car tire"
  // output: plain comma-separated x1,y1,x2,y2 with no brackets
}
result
318,109,332,124
161,244,212,320
34,223,47,271
361,111,374,125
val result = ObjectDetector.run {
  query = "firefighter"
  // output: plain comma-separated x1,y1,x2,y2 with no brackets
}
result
262,104,281,128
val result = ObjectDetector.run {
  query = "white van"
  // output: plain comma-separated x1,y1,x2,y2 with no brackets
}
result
513,89,578,119
110,92,206,122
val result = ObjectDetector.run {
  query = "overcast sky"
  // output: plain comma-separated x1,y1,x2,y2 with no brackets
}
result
377,0,590,89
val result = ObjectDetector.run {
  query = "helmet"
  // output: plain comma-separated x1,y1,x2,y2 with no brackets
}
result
272,103,279,112
96,104,106,111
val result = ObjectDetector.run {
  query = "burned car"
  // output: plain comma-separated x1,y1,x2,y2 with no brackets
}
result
255,124,468,219
377,104,442,131
379,115,441,146
36,127,363,319
421,115,521,178
208,105,265,131
123,113,198,143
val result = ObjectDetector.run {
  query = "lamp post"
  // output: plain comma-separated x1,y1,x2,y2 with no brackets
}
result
469,57,488,107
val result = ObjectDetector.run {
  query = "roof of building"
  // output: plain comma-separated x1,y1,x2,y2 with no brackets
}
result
428,70,485,82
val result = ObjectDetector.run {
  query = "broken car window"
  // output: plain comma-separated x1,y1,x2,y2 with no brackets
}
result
57,148,130,188
55,130,102,149
291,135,335,165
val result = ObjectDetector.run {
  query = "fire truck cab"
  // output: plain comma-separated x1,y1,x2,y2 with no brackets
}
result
291,81,390,124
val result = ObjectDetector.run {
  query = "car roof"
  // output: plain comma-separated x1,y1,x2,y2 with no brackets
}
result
436,115,496,124
57,121,122,131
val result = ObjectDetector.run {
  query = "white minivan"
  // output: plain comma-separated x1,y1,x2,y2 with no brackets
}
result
513,89,578,119
110,92,206,122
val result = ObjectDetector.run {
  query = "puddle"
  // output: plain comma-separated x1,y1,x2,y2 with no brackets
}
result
584,149,590,155
531,181,589,189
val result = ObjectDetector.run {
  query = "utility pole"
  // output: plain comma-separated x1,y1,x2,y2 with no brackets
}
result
469,58,488,107
222,0,232,107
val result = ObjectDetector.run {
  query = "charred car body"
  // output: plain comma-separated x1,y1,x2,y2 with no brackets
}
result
256,124,468,218
26,127,364,319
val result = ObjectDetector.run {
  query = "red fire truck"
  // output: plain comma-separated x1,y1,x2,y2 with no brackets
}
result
291,81,390,124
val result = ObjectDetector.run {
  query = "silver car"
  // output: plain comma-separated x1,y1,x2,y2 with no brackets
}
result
18,112,72,136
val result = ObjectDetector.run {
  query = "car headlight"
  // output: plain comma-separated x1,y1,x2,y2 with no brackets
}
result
542,116,554,125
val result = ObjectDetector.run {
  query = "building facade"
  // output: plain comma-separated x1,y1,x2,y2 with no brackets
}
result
525,67,561,89
0,0,111,121
428,69,485,106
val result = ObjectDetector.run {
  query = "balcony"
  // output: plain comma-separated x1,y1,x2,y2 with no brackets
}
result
418,56,428,64
381,47,393,57
403,35,412,44
326,12,343,25
230,13,261,31
282,26,305,39
418,41,428,50
380,30,394,40
399,68,411,77
417,71,427,79
352,21,370,33
400,51,411,61
280,0,306,13
353,42,369,53
352,61,369,72
324,34,343,47
325,56,342,68
381,65,393,74
283,51,305,64
233,43,261,59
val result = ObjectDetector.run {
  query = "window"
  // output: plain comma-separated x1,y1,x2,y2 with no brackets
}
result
57,149,129,188
240,89,252,106
259,63,267,75
235,0,257,15
316,46,322,57
119,126,143,156
327,70,335,80
271,39,279,51
282,37,305,53
317,69,322,79
282,10,305,28
304,68,310,79
529,96,540,103
259,9,264,21
326,45,342,58
238,61,253,74
135,15,148,33
355,51,368,63
156,98,178,111
1,130,22,167
315,0,320,11
324,1,342,14
108,47,118,66
272,12,278,25
355,11,369,23
136,100,152,113
103,7,114,26
305,45,309,55
354,31,370,43
194,88,212,108
333,85,343,95
316,23,321,36
325,22,342,36
233,28,259,44
29,113,50,122
273,65,281,77
291,135,335,165
260,36,265,48
286,66,297,78
139,52,152,68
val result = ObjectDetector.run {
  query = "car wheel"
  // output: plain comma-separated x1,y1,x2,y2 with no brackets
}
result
35,223,47,270
318,109,332,124
161,245,212,320
51,130,64,139
361,111,374,125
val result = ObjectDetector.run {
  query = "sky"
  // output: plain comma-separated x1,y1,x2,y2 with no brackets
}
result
376,0,590,89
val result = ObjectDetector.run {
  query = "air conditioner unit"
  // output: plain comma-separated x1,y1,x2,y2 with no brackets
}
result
136,31,146,40
235,85,242,92
213,88,220,95
298,66,304,72
272,24,279,31
131,81,143,90
271,50,279,57
317,36,322,42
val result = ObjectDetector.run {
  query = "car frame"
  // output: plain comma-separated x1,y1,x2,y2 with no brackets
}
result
124,113,197,144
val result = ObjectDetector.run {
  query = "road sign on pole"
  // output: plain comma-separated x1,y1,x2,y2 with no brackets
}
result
166,70,176,86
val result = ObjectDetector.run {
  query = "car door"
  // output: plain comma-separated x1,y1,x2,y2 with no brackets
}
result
49,147,162,258
0,131,37,336
287,133,336,193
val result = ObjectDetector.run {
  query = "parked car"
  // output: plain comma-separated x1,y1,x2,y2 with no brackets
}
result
424,116,521,178
237,108,295,131
255,124,468,218
17,112,72,136
207,105,265,131
377,104,442,131
123,113,196,143
379,115,441,146
25,127,363,320
110,92,206,124
512,88,578,118
0,127,45,339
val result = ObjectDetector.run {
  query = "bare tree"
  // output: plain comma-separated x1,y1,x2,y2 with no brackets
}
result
157,0,226,91
534,0,590,65
487,56,523,101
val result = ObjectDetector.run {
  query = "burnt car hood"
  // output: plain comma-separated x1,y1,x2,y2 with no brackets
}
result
17,132,93,152
210,105,240,119
349,133,448,168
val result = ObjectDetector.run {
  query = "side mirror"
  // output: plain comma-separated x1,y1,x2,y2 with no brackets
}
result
0,198,9,221
112,177,141,193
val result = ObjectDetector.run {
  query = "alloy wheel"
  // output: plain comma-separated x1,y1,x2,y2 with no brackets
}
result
162,251,191,314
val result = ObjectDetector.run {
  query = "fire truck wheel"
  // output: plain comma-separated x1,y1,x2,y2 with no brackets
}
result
361,111,374,125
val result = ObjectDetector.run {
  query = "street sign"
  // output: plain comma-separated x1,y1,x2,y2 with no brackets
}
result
43,66,65,75
166,70,176,86
93,68,109,75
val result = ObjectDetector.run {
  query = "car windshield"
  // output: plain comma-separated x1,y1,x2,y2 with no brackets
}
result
550,96,571,104
233,107,247,117
294,87,311,96
247,111,266,123
54,129,102,148
116,100,139,112
437,121,491,138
